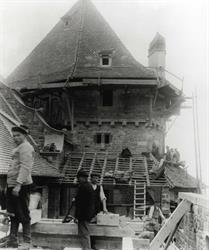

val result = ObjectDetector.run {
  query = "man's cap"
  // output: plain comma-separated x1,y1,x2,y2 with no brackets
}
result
90,173,100,177
77,169,88,178
11,125,29,135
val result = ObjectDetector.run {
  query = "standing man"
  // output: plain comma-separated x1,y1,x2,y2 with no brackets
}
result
75,170,95,250
6,125,34,249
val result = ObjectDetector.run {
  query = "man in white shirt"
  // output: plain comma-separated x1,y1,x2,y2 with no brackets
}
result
6,125,34,250
90,173,108,250
90,173,108,215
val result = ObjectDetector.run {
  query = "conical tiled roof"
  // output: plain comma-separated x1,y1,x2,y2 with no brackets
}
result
148,32,166,56
7,0,154,88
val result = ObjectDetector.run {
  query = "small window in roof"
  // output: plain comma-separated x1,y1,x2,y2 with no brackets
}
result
99,49,114,67
61,16,72,28
102,56,110,66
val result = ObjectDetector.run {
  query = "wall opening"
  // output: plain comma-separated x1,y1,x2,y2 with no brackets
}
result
102,89,113,106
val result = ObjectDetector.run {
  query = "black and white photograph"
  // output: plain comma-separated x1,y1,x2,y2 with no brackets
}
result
0,0,208,249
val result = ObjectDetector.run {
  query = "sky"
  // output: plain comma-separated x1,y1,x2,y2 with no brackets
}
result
0,0,208,185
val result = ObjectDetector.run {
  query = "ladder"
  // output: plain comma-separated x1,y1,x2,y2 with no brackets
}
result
133,181,146,219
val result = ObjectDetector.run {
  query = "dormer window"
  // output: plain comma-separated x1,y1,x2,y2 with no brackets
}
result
65,20,69,27
99,49,114,67
61,16,72,28
101,55,112,67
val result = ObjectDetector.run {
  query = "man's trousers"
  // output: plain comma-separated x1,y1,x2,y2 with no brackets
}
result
78,220,91,250
6,185,31,244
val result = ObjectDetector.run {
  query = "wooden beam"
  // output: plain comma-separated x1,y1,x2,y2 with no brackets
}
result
71,98,74,131
73,153,86,183
144,157,150,186
31,220,135,237
41,186,49,218
88,153,97,180
149,96,153,125
149,199,191,250
100,152,108,185
83,79,157,86
179,192,209,209
64,91,72,127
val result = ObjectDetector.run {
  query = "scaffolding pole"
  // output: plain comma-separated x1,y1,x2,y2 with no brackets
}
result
192,92,202,192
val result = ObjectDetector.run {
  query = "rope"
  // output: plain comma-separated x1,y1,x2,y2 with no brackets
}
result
64,0,85,88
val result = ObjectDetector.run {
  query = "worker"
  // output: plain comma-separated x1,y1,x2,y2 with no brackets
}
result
75,169,95,250
6,125,34,250
120,147,132,158
165,146,171,161
90,173,108,216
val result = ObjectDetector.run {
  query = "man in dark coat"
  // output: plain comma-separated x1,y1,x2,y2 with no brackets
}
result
75,170,95,250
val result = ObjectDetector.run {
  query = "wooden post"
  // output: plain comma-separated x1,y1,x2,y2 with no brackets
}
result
54,185,61,219
41,186,49,218
64,90,74,131
192,93,201,192
71,98,74,131
149,96,153,126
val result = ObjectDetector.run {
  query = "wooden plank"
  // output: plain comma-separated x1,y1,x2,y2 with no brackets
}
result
144,157,150,186
88,153,97,180
149,199,191,250
73,153,85,183
41,186,49,218
83,79,157,86
100,152,108,185
31,234,122,250
31,220,135,237
179,192,209,209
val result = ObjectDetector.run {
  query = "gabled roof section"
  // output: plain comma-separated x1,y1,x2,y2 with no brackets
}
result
0,114,61,177
7,0,154,89
164,165,198,189
0,81,62,178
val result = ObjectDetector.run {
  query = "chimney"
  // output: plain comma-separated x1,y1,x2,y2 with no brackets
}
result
148,33,166,77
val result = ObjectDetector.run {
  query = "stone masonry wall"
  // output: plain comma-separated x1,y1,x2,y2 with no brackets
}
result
71,87,166,154
73,88,165,121
71,123,165,155
175,196,209,250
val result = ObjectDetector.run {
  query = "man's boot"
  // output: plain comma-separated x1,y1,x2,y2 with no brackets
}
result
19,222,31,250
7,218,19,248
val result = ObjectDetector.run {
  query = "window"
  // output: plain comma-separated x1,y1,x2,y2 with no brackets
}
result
102,55,110,66
61,16,72,28
102,89,113,106
104,133,111,144
98,49,114,67
94,133,112,145
96,133,102,144
100,55,112,67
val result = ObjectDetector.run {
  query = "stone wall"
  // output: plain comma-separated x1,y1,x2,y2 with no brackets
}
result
71,123,165,154
73,88,165,120
24,86,167,154
72,87,166,154
175,193,209,250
